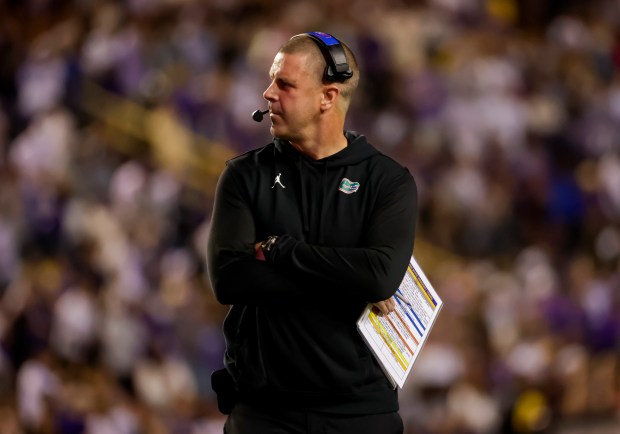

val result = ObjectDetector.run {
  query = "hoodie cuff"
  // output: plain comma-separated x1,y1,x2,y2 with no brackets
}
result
266,234,295,264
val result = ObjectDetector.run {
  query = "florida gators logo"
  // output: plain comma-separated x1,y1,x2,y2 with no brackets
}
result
338,178,360,194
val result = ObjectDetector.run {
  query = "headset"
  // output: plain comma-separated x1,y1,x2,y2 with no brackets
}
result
305,31,353,83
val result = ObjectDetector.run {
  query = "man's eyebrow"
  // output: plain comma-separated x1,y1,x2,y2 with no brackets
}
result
269,71,295,86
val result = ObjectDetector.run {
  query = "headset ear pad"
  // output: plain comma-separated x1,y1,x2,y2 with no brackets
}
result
324,60,353,82
306,31,353,83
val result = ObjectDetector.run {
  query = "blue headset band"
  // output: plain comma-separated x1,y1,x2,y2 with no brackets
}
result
306,31,353,82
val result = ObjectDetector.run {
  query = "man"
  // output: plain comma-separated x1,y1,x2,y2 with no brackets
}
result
207,32,417,434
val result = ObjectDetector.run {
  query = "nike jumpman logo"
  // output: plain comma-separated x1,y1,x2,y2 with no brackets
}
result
272,173,285,189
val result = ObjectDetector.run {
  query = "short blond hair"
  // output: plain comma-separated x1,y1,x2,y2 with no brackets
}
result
279,34,360,102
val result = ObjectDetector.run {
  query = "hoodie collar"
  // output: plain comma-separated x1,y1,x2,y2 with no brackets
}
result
274,131,378,166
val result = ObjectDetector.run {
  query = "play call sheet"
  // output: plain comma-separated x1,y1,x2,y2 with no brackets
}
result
357,256,443,389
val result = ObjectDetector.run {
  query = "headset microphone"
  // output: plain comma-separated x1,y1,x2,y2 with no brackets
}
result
252,109,269,122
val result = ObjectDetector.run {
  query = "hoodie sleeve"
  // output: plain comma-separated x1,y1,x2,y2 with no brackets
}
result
267,167,417,303
207,164,309,305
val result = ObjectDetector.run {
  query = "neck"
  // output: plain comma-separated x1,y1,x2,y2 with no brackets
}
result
290,134,347,160
290,116,348,160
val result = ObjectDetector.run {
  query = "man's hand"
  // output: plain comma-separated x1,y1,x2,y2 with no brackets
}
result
255,242,265,261
373,297,396,316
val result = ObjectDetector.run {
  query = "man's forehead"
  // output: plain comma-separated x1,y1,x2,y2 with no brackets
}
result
268,52,286,76
269,52,310,78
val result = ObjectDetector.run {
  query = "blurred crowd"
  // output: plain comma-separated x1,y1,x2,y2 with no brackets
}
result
0,0,619,433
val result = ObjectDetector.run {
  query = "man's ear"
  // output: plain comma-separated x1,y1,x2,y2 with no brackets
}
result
320,85,339,110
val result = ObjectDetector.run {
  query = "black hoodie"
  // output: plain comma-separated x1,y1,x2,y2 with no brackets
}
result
207,131,417,414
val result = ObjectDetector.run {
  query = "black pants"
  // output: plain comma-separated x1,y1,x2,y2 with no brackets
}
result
224,403,404,434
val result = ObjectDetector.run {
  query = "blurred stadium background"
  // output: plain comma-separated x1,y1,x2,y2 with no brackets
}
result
0,0,619,433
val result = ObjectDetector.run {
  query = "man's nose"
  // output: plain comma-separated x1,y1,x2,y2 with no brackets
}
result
263,81,276,101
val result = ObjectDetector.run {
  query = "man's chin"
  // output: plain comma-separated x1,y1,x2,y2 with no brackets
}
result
271,127,290,141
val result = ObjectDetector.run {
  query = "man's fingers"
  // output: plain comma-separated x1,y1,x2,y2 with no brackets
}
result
373,301,387,315
373,299,395,316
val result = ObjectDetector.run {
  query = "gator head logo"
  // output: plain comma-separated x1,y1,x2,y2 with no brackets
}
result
338,178,360,194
